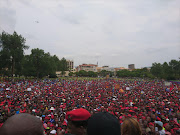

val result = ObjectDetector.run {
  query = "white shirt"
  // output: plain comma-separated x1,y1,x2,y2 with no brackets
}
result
159,129,165,135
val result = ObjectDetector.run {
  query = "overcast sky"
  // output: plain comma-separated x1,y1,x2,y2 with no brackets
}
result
0,0,180,68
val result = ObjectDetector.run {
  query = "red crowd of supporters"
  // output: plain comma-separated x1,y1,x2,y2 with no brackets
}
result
0,79,179,134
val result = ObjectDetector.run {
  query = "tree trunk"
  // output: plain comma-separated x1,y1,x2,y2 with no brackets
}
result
37,70,39,78
12,57,15,81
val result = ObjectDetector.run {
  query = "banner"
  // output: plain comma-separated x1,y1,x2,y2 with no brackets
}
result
27,88,32,91
165,82,171,86
6,88,10,91
119,89,124,93
115,84,120,89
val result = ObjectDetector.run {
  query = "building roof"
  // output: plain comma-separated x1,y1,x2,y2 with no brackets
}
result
114,67,126,70
114,67,127,71
79,64,97,67
96,67,102,69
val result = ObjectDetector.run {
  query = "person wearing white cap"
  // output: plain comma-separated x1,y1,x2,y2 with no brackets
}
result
50,107,55,111
155,121,165,135
50,129,56,134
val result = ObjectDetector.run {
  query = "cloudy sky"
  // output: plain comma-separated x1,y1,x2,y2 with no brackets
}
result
0,0,180,68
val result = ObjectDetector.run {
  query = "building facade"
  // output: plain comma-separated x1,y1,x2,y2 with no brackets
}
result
114,67,127,72
67,60,74,71
102,66,109,71
128,64,135,70
77,64,98,72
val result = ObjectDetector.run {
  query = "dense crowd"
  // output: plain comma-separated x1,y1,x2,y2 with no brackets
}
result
0,79,179,134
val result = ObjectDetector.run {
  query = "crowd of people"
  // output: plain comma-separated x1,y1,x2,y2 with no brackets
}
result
0,78,179,135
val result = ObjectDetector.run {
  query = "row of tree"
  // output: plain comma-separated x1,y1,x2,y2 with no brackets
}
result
22,49,68,78
70,70,113,77
70,68,153,78
0,31,179,80
0,31,68,78
150,60,180,80
71,60,180,80
116,68,154,78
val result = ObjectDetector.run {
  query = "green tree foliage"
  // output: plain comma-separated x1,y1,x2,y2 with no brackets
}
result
0,31,29,78
1,31,179,80
22,55,35,77
88,71,98,77
116,69,154,79
98,70,113,77
76,70,88,77
31,48,45,78
161,62,171,79
150,59,180,80
75,70,97,77
169,59,180,79
116,59,179,80
116,70,130,77
69,72,74,76
59,57,68,76
150,63,162,78
22,48,65,78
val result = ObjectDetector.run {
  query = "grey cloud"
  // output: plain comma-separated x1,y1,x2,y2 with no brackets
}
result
145,47,167,54
18,0,33,7
0,7,16,33
49,3,84,25
62,16,81,24
1,0,179,68
23,33,38,40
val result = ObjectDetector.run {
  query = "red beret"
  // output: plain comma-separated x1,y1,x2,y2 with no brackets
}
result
66,108,91,121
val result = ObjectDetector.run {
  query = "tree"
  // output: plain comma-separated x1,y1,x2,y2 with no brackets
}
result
98,70,108,77
87,71,98,77
150,63,162,78
59,57,68,76
161,62,171,79
69,72,74,76
116,70,131,77
48,55,59,77
22,49,60,78
30,48,45,78
77,70,87,77
150,59,180,80
169,59,180,79
0,31,29,78
22,55,36,77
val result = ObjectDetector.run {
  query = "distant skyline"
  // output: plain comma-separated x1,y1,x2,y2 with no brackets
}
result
0,0,180,68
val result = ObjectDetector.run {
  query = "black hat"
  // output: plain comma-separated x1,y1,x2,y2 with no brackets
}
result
87,112,121,135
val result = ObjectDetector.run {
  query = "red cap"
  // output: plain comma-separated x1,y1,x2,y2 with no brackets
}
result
45,116,50,120
63,121,67,126
164,123,168,127
149,122,154,126
66,108,91,121
157,117,161,121
50,124,54,127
